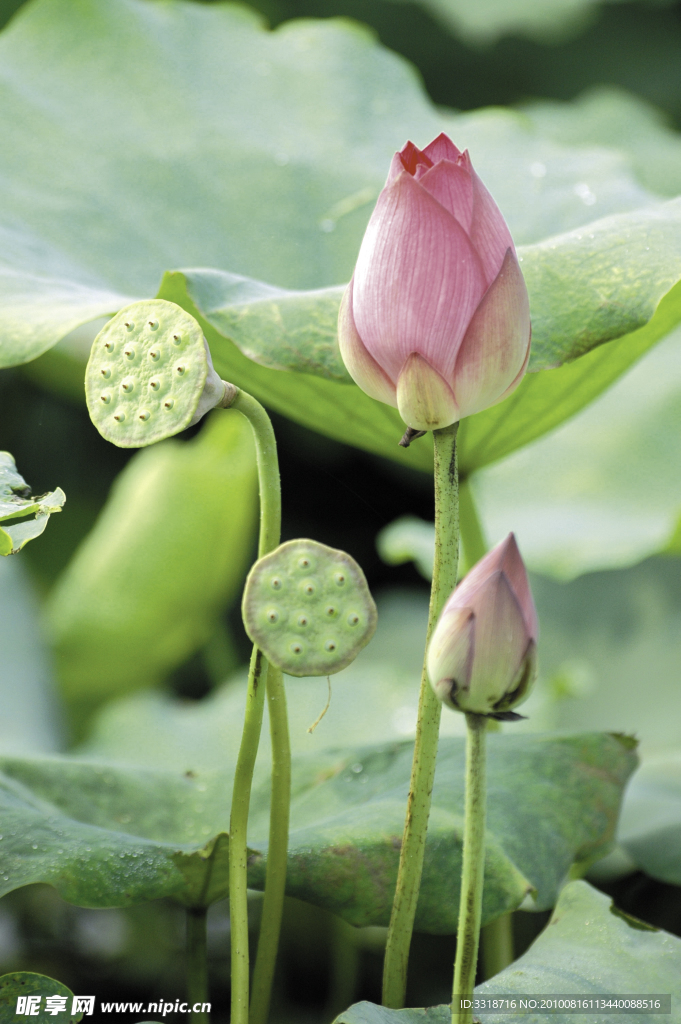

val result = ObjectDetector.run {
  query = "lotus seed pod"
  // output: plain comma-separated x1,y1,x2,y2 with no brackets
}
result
85,299,225,447
242,539,377,676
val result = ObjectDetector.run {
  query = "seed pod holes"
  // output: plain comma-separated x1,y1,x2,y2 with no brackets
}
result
242,539,377,676
85,299,209,447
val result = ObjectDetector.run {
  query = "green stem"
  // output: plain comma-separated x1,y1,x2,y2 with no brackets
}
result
480,913,514,981
229,645,269,1024
249,664,291,1024
227,388,284,1024
458,477,486,577
187,908,210,1024
459,478,506,997
382,422,459,1009
231,390,281,560
452,713,488,1024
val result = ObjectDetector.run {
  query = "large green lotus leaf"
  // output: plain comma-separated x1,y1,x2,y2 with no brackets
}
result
0,0,659,366
4,0,681,473
457,274,681,475
249,732,636,928
156,199,681,474
519,202,681,371
0,452,64,555
0,732,634,927
45,411,257,716
523,87,681,200
335,881,681,1024
469,326,681,576
616,751,681,888
0,973,82,1023
0,557,63,754
473,881,681,1020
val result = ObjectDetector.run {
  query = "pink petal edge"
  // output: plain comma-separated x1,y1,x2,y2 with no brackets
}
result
337,279,398,407
452,248,531,418
422,133,462,164
416,159,475,233
470,168,516,285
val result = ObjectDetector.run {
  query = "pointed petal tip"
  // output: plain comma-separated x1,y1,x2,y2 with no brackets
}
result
396,140,432,178
494,533,538,640
423,133,462,164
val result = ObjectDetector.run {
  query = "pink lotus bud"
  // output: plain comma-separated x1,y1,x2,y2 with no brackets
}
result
427,534,538,718
338,134,531,432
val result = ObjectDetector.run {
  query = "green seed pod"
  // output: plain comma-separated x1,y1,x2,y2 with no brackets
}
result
242,539,377,676
85,299,224,447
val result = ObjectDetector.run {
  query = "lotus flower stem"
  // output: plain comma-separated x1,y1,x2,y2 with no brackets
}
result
382,421,459,1008
226,388,290,1024
187,908,209,1024
452,713,488,1023
249,662,291,1024
458,482,515,981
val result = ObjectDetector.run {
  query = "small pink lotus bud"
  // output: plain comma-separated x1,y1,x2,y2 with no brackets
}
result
339,134,531,432
427,534,538,718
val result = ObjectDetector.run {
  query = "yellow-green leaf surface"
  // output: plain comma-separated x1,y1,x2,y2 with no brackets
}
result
334,882,681,1023
45,412,257,717
0,733,634,925
3,1,681,472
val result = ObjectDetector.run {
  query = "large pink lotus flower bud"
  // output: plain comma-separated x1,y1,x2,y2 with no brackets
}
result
339,134,531,433
427,534,538,718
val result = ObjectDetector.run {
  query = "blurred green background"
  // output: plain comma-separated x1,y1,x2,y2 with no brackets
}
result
1,0,681,1020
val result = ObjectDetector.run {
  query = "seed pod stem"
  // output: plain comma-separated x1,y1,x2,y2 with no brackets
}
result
230,388,281,557
225,387,290,1024
229,645,270,1024
249,663,291,1024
